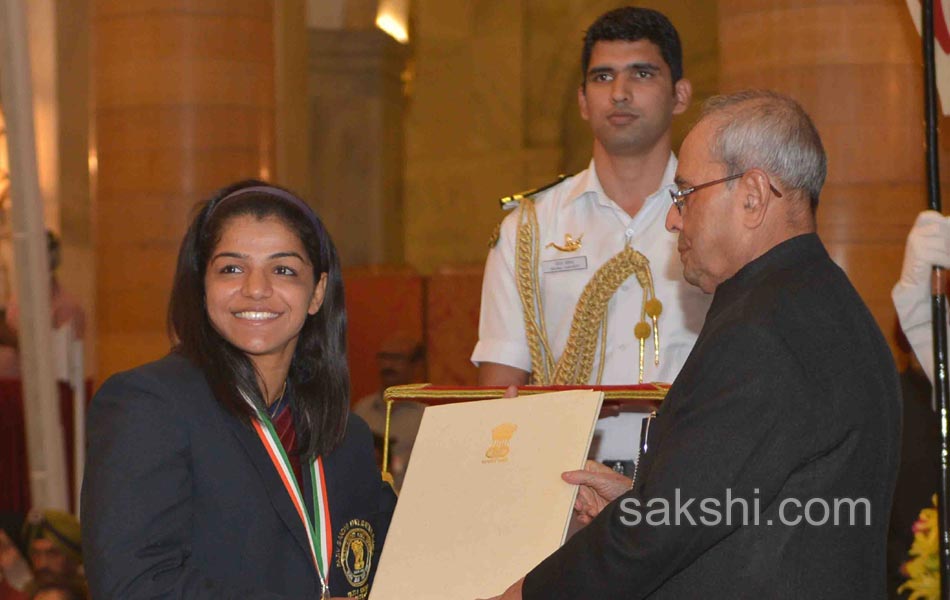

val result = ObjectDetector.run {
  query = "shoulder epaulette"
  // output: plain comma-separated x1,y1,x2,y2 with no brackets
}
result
498,174,569,211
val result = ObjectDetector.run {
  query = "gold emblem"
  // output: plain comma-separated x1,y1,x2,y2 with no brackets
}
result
483,423,518,463
336,519,375,591
488,222,502,248
546,233,583,252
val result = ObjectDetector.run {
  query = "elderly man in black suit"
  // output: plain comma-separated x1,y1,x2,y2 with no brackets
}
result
490,90,901,599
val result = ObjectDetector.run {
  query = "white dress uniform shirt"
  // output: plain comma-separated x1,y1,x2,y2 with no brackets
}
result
472,155,711,459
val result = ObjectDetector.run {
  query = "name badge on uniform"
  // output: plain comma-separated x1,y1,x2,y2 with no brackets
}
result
541,256,588,273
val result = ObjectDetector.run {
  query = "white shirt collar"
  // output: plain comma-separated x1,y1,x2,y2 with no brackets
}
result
566,153,678,208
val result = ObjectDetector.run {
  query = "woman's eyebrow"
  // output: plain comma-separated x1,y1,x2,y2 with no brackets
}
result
268,251,307,261
210,251,247,261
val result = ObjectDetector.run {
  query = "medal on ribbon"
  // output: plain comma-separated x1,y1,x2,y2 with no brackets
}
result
244,393,332,598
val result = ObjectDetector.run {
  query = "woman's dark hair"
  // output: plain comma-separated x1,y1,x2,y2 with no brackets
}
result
168,179,348,458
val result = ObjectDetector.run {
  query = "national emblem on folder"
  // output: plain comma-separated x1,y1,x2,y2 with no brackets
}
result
484,423,518,462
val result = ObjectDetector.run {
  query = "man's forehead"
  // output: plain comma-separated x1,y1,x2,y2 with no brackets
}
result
689,115,719,139
587,39,667,71
677,122,722,180
30,538,59,550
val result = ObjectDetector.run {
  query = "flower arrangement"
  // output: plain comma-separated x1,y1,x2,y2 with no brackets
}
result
900,495,940,600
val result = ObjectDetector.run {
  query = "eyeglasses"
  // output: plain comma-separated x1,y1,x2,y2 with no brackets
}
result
669,172,783,213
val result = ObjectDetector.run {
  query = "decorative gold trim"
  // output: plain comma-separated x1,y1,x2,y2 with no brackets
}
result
384,384,668,402
514,197,662,385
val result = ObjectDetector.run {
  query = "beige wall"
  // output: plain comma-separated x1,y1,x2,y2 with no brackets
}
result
404,0,531,273
275,0,312,200
93,0,276,379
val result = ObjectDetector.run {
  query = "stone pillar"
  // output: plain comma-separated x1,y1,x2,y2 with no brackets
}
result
275,0,312,199
55,0,94,374
403,0,529,273
719,0,934,354
94,0,275,378
308,28,407,266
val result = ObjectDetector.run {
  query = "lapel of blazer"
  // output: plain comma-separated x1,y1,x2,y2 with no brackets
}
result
224,414,315,564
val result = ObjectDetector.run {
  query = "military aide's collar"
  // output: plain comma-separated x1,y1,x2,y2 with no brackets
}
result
566,153,678,208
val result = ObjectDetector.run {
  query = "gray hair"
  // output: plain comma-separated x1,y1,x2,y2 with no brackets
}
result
702,90,826,210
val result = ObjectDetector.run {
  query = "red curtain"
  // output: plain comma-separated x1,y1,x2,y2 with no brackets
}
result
0,380,89,514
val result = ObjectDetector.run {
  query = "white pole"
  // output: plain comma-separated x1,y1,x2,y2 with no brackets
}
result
71,331,85,511
0,0,68,511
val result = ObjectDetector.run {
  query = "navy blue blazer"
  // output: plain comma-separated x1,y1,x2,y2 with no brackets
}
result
81,352,396,599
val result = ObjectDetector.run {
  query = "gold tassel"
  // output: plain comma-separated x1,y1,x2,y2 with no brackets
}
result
645,297,663,366
634,321,651,383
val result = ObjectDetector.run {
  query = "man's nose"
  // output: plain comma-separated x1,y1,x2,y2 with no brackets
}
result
665,204,682,233
611,77,630,104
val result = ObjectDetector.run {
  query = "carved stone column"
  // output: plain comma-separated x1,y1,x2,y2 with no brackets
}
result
308,28,407,266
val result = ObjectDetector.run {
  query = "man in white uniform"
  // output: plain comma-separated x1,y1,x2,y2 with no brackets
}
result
471,7,710,465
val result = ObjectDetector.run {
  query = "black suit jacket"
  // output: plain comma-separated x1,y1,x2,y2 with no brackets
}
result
524,234,901,599
81,353,396,599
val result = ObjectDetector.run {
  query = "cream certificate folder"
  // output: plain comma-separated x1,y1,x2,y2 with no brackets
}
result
371,390,603,599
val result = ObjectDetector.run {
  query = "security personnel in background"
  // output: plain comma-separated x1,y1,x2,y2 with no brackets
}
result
22,510,85,596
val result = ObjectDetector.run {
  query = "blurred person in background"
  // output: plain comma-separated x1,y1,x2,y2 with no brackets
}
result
0,231,86,377
1,510,84,600
353,333,426,490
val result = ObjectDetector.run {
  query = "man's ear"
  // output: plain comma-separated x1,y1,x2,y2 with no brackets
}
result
578,86,590,121
739,169,774,228
672,78,692,116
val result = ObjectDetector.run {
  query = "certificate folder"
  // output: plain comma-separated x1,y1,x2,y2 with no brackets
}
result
371,390,604,599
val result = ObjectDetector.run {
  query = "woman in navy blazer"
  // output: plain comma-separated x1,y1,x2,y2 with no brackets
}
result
81,181,396,599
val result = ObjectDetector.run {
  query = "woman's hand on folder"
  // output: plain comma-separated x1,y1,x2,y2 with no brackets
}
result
562,459,633,525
